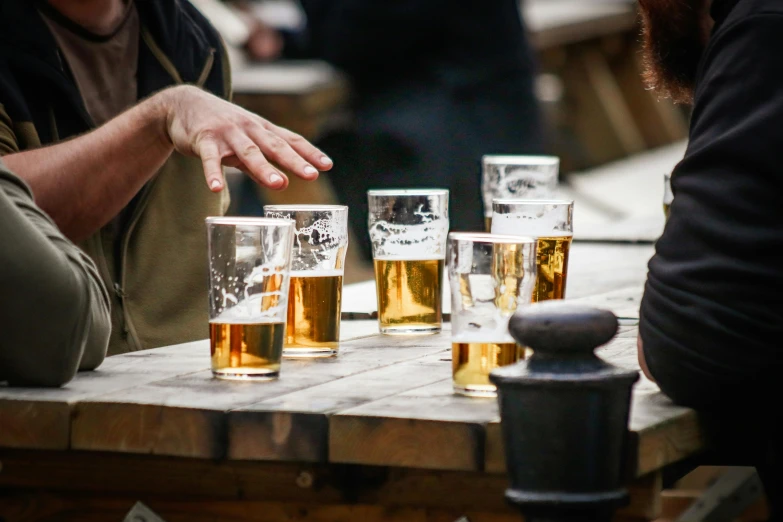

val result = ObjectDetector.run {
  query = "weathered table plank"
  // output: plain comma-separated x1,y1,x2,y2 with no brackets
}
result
0,322,378,452
69,324,451,458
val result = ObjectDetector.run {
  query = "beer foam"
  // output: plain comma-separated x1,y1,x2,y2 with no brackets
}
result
211,295,288,324
491,211,572,237
372,255,444,261
290,269,344,277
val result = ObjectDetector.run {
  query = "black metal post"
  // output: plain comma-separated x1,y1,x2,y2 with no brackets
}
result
489,302,639,522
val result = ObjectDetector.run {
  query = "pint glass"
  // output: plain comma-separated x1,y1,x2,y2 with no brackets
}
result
207,217,294,380
448,232,537,397
264,205,348,358
491,199,574,302
367,189,449,335
663,173,673,220
481,155,559,231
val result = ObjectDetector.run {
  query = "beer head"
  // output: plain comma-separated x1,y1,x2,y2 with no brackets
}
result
490,199,574,238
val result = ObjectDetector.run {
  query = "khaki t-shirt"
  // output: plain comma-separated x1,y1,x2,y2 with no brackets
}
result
40,1,139,126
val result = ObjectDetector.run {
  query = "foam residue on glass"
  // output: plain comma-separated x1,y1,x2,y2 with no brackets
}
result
266,210,348,272
491,201,573,237
448,238,536,343
369,203,448,260
481,158,559,217
209,223,293,323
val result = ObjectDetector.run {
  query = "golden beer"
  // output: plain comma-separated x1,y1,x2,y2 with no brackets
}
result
452,339,526,397
484,215,492,232
285,271,343,357
210,321,285,380
663,203,671,220
533,235,572,302
374,257,443,334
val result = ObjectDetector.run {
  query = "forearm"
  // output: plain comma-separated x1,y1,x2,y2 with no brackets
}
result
0,167,111,386
3,90,175,242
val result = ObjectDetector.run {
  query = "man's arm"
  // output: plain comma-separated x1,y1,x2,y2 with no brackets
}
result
0,160,111,387
2,85,332,242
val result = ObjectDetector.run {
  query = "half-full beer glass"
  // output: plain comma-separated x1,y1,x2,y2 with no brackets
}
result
663,173,673,220
264,205,348,358
207,217,294,380
481,155,559,231
448,232,537,397
367,188,449,335
491,199,574,302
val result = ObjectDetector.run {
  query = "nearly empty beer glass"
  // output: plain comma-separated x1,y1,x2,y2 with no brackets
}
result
264,205,348,358
367,189,449,335
491,199,574,302
663,173,673,220
448,232,537,397
207,217,294,380
481,155,559,231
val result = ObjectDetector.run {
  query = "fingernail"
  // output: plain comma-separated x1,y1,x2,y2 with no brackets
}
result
210,179,221,190
319,155,332,166
270,173,284,184
304,165,319,176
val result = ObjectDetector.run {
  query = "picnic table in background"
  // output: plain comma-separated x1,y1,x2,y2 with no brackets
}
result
0,234,706,522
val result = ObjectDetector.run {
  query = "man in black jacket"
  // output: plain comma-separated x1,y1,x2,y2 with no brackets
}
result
637,0,783,514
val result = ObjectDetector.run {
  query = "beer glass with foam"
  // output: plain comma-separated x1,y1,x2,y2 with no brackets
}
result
206,217,294,380
481,155,559,231
448,232,537,397
491,199,574,302
367,189,449,335
264,205,349,358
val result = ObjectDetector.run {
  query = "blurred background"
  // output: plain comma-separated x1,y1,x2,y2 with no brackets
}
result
191,0,690,284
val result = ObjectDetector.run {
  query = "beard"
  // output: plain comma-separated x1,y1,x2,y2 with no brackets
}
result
638,0,712,104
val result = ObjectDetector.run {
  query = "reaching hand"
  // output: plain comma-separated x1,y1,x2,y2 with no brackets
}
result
162,85,332,191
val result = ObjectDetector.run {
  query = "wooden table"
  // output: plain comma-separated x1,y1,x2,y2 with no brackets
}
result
0,243,705,522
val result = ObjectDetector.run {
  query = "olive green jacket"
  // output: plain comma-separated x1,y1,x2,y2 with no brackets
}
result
0,0,231,354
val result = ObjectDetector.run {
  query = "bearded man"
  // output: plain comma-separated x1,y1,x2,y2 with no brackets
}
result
636,0,783,514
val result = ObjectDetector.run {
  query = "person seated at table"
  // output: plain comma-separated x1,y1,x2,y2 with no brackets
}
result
221,0,547,259
0,0,332,356
0,159,110,387
636,0,783,515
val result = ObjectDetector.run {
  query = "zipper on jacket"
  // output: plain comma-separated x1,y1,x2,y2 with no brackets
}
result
117,177,158,348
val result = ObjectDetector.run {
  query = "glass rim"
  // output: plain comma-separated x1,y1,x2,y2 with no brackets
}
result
264,204,348,212
492,198,574,206
481,155,559,166
367,188,449,197
448,232,537,245
205,216,294,226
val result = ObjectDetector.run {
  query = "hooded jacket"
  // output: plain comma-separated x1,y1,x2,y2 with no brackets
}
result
0,0,231,354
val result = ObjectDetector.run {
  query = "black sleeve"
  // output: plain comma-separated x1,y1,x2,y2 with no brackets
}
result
640,14,783,408
0,161,111,387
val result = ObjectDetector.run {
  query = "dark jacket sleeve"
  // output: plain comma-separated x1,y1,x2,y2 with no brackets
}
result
639,14,783,408
0,160,111,387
